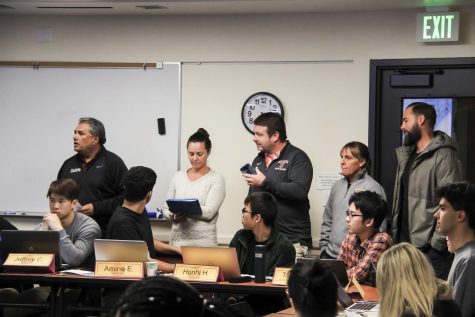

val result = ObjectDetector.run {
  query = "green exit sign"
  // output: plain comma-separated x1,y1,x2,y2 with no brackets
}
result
417,12,460,42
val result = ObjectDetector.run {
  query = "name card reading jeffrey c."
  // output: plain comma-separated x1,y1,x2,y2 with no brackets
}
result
173,264,219,282
272,267,291,285
3,253,55,273
4,253,54,267
95,262,143,278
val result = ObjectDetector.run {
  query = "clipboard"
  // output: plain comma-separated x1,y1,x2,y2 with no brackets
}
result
166,198,202,216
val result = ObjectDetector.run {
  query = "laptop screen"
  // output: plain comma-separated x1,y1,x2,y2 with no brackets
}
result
94,239,150,262
1,230,62,271
181,246,241,281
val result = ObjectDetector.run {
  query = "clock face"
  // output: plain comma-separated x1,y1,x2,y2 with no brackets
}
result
241,92,284,134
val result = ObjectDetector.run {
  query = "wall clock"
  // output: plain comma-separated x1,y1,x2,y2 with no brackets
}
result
241,92,284,134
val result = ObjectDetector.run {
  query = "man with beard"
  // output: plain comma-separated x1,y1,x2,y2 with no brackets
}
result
391,102,462,279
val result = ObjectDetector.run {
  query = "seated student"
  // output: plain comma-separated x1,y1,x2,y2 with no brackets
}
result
106,166,181,272
230,192,296,276
103,166,181,308
113,276,238,317
39,178,102,267
434,182,475,317
377,243,462,317
6,179,101,317
287,261,338,317
337,190,392,286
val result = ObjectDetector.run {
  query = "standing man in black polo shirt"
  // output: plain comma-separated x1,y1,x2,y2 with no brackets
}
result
58,117,127,235
242,112,313,258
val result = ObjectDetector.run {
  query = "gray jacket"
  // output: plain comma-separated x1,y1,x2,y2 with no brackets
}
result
319,170,386,258
391,131,462,251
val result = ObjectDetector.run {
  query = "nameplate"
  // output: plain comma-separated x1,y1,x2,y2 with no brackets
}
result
3,253,55,273
95,262,143,278
173,264,219,282
272,267,291,285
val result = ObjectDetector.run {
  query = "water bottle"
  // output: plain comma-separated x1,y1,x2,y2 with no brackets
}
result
254,244,266,283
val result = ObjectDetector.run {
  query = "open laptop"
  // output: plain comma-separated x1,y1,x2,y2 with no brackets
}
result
297,258,349,287
181,246,241,281
1,230,62,271
94,239,150,262
335,278,379,315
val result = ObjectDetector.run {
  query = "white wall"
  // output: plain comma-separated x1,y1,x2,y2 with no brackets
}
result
1,8,474,246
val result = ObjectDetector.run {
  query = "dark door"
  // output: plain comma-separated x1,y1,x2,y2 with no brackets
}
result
369,57,475,213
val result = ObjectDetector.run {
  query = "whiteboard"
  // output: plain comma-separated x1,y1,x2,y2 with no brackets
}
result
0,63,181,215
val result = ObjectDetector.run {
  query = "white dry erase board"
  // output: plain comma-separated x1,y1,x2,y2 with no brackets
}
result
0,62,181,216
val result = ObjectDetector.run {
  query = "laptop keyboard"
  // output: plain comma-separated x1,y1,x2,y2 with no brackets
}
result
348,302,377,311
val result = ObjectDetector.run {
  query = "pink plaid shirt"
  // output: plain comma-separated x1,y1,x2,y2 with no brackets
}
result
338,231,392,285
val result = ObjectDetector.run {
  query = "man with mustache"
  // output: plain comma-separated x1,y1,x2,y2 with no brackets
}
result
391,102,462,279
58,117,127,235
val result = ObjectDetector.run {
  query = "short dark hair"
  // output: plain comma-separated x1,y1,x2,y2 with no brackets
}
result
187,128,212,151
114,276,236,317
437,182,475,230
47,179,79,201
79,117,106,145
349,191,387,229
124,166,157,202
341,141,372,173
244,192,277,227
253,112,287,141
407,102,437,130
287,261,338,317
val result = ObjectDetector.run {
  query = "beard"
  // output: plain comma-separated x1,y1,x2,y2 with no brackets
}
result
403,124,422,146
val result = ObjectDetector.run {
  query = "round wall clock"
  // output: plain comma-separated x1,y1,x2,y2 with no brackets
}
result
241,92,284,134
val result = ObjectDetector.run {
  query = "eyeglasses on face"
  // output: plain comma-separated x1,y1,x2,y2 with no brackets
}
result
346,210,363,218
241,208,253,214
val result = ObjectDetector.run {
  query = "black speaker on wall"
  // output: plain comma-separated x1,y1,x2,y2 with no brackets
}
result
157,118,166,135
390,74,432,87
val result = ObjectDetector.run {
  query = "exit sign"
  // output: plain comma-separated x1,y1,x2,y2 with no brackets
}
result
416,12,459,42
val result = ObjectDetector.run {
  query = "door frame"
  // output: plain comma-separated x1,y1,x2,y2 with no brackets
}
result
368,57,475,182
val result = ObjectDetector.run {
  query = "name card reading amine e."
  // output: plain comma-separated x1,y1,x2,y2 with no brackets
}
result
95,262,143,278
4,253,54,267
173,264,219,282
272,267,291,285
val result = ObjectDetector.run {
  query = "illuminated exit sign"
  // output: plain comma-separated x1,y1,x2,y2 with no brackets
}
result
416,12,459,42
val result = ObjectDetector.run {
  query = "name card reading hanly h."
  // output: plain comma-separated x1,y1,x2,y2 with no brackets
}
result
95,262,143,278
272,267,291,285
173,264,220,282
3,253,55,273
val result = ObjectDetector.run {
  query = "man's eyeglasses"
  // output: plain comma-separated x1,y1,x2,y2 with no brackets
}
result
346,210,363,218
241,208,253,214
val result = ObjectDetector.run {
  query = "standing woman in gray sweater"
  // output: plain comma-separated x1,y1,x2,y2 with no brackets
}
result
319,141,386,259
164,128,226,247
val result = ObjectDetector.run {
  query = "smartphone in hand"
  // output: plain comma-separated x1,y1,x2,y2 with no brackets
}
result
240,163,257,175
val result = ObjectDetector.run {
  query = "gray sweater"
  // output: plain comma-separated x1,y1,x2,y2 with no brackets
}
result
319,171,386,258
449,240,475,317
39,211,101,267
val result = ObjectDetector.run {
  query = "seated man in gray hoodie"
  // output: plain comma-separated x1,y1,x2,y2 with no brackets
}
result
6,179,101,316
40,178,102,267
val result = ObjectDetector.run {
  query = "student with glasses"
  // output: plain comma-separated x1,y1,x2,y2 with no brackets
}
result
230,192,295,277
337,190,392,286
228,192,295,315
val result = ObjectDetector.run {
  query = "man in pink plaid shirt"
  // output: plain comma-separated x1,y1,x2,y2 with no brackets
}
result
338,191,392,286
